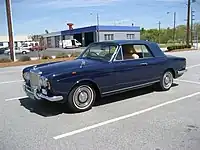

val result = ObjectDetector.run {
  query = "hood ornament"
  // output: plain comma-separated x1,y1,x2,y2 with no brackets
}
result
80,60,86,68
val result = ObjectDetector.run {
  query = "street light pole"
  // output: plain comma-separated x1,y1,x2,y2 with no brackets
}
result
5,0,15,61
186,0,191,46
167,11,176,42
191,8,195,46
173,12,176,42
158,21,161,43
96,13,100,42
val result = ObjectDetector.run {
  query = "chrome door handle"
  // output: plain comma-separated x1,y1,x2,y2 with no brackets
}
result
140,62,148,66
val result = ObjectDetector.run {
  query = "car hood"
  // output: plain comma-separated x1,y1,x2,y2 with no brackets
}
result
32,58,105,77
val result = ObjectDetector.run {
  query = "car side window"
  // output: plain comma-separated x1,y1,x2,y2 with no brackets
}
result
138,45,153,58
120,44,153,60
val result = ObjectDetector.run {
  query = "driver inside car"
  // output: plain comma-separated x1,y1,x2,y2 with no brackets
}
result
123,45,139,59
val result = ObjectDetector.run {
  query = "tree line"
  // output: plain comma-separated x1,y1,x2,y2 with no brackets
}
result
140,23,200,44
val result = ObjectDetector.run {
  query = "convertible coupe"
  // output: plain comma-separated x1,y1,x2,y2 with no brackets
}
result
22,40,187,112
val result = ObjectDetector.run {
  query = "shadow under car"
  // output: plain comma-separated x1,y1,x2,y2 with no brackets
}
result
19,83,178,117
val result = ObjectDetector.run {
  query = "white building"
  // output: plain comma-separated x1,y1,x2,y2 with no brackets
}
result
0,35,32,49
41,25,141,48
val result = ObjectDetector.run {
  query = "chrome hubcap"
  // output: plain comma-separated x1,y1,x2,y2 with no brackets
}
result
73,85,94,109
163,72,173,89
78,91,88,103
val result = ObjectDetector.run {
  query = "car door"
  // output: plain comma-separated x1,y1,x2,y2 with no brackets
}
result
134,44,167,83
112,45,150,90
14,47,20,54
113,59,149,90
112,43,166,91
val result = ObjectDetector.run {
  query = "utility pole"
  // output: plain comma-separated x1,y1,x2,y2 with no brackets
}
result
186,0,191,46
173,12,176,42
96,13,100,42
5,0,15,61
191,8,195,46
197,32,199,50
158,21,161,43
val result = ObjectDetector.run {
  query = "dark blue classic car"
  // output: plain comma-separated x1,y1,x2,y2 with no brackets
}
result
22,40,187,112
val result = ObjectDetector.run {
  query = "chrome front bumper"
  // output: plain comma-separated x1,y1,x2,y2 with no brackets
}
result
23,83,63,102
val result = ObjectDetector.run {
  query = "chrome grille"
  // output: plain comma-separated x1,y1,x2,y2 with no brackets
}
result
30,71,40,87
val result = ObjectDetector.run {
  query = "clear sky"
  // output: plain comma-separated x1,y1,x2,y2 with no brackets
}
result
0,0,200,36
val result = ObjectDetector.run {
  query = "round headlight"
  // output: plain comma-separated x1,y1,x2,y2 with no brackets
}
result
23,72,30,80
39,77,48,87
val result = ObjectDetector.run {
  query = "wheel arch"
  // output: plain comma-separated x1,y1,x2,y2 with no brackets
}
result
164,68,175,78
69,79,102,99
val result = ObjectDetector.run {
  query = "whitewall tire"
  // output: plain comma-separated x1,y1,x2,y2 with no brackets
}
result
158,70,174,91
67,84,96,112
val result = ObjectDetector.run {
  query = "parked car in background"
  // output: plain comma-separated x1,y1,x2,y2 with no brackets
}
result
21,41,40,50
59,39,82,49
0,47,8,54
29,45,47,51
4,47,30,55
22,40,187,113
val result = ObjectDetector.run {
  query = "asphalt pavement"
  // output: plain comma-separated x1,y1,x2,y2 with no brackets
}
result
0,50,200,150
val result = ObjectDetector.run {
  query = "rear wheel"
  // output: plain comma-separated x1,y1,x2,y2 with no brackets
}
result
67,84,96,112
157,70,174,91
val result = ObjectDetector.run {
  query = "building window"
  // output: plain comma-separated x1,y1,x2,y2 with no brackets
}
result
0,42,3,46
127,34,135,40
47,37,52,48
104,34,114,41
55,36,60,48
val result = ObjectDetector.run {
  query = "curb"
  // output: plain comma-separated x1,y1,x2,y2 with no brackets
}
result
30,56,57,60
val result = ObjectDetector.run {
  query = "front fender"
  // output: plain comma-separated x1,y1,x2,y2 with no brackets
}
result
72,78,101,93
49,73,102,97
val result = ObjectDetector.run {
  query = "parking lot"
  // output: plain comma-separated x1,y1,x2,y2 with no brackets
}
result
0,50,200,150
0,47,85,60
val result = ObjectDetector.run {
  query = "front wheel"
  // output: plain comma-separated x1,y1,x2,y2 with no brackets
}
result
67,84,96,112
157,70,174,91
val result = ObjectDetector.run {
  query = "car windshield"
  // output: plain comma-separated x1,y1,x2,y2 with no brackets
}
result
80,43,118,61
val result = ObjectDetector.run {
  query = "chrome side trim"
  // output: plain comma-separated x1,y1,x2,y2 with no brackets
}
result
102,80,160,95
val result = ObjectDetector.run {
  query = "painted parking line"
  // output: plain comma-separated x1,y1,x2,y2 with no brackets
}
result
187,64,200,69
53,91,200,140
4,76,200,102
5,96,28,102
0,80,23,85
4,79,199,102
0,71,21,74
175,79,200,85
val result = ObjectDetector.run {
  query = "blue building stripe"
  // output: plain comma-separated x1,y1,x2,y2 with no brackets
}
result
61,25,140,35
